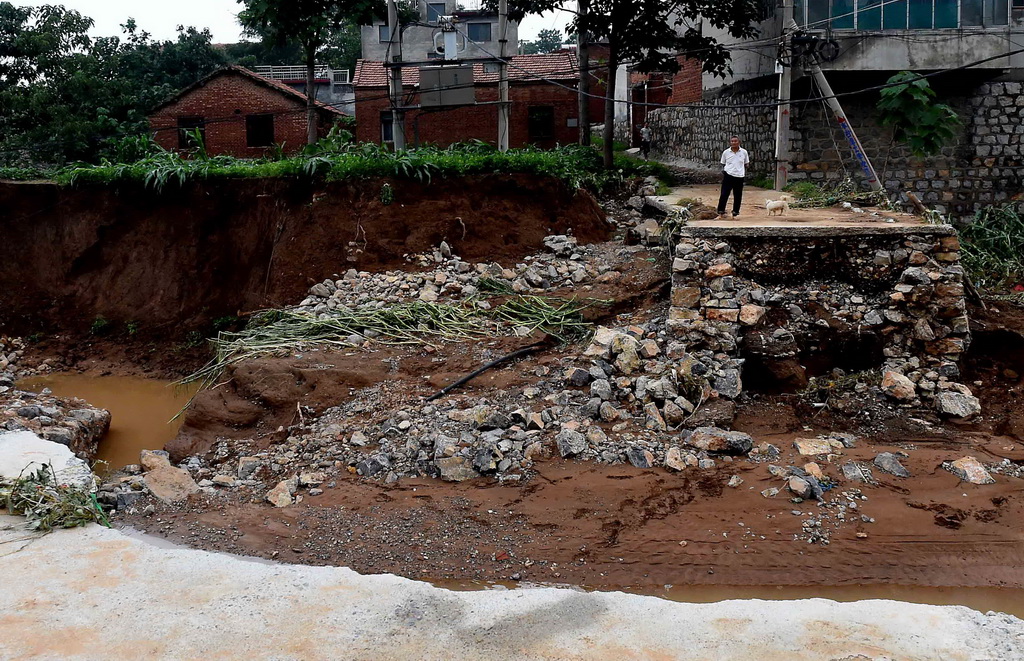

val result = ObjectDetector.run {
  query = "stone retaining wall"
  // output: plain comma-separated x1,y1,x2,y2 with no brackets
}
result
665,226,977,415
646,86,777,178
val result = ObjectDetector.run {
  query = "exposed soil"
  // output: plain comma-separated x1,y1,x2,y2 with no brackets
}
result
122,425,1024,590
0,174,607,335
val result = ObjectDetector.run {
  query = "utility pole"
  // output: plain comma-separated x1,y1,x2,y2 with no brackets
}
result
577,0,590,146
774,7,794,189
807,59,882,192
387,0,406,150
497,0,510,152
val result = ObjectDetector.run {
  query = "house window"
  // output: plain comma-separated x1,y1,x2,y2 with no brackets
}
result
381,111,394,143
378,24,390,42
246,114,275,147
427,2,446,22
176,116,205,149
467,23,492,42
528,106,555,142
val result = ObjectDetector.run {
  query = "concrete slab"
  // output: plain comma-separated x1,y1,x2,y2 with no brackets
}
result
656,183,929,229
1,517,1021,660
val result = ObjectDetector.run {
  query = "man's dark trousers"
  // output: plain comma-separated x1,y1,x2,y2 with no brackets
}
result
717,173,744,216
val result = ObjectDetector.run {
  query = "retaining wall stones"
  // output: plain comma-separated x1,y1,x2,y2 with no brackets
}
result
647,85,777,179
666,225,976,414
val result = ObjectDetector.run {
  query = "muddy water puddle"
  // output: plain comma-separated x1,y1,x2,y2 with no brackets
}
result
17,374,198,472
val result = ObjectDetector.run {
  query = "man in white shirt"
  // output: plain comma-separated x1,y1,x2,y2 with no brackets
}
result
639,124,652,160
717,136,750,218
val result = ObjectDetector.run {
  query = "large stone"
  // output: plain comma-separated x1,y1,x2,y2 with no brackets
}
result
626,447,654,469
945,456,995,485
140,449,172,472
266,478,296,507
664,446,687,471
555,429,588,457
436,456,479,482
873,452,911,478
671,286,702,308
739,305,766,326
881,371,916,401
643,403,667,431
237,456,261,480
794,438,844,456
686,427,753,455
614,345,642,375
0,430,94,491
705,263,734,278
840,462,874,484
935,391,981,419
145,465,201,504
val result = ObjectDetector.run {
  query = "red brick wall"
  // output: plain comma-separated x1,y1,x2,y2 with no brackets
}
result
355,82,579,148
149,72,337,157
667,56,702,105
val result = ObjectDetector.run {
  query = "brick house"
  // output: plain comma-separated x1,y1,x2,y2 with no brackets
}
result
149,65,349,157
353,52,580,148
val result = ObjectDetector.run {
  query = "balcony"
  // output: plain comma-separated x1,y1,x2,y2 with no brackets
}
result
254,65,350,85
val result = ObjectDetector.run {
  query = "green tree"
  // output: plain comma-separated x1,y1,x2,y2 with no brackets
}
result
520,27,563,54
238,0,383,145
493,0,765,166
877,71,962,158
0,3,226,164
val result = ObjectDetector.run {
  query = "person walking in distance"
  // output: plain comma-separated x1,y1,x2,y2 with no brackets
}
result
639,123,652,160
717,136,750,218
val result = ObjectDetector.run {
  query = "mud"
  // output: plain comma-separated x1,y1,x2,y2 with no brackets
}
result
0,174,607,334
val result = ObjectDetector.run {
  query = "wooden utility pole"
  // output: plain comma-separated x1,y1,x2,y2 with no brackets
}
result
387,0,406,150
774,9,795,189
497,0,510,151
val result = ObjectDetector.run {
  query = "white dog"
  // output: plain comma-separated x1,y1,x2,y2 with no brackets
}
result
765,198,789,216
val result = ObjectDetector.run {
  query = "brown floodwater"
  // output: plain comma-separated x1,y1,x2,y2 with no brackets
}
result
17,374,198,472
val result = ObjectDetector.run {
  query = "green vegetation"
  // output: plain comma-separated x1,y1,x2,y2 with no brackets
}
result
959,205,1024,292
783,178,886,209
520,28,564,55
10,142,659,193
877,71,962,158
592,136,629,153
89,315,110,336
1,466,110,531
747,175,775,190
182,295,605,392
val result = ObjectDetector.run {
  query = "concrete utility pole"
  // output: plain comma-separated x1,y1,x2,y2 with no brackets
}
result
577,0,590,146
387,0,406,150
808,60,882,192
497,0,510,152
774,8,794,190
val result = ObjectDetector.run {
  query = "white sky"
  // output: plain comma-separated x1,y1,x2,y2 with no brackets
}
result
14,1,572,44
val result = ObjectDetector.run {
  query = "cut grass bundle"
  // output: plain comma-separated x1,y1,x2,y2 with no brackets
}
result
181,295,608,396
492,295,601,343
1,465,109,531
184,303,488,390
477,277,515,295
960,205,1024,291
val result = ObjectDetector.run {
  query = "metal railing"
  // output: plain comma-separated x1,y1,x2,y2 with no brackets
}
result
254,65,350,83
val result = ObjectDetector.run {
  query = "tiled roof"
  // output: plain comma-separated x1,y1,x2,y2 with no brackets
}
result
150,65,348,116
354,52,580,88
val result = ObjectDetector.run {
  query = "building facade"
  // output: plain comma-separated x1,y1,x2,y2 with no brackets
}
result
360,0,518,62
149,66,348,157
353,53,579,148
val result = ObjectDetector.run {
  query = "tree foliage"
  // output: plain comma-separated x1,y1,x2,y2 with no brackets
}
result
520,28,563,54
877,71,962,158
490,0,765,165
0,3,227,165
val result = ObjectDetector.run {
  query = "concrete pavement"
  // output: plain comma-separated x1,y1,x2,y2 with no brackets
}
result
1,516,1021,660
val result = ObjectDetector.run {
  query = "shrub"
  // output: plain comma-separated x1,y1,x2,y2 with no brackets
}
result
959,204,1024,290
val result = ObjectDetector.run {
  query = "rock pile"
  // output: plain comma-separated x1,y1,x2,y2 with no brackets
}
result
296,237,622,316
0,383,110,461
666,230,976,416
